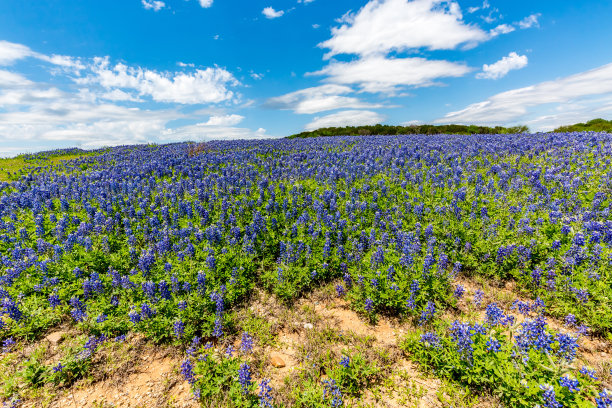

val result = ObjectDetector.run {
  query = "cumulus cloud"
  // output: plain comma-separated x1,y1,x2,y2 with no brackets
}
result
476,52,527,80
198,0,213,8
262,7,284,19
0,40,266,154
319,0,488,59
78,57,239,104
141,0,166,11
305,110,385,130
437,62,612,128
265,84,387,114
310,56,471,93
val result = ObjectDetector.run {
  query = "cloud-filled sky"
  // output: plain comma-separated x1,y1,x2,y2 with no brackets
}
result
1,0,612,154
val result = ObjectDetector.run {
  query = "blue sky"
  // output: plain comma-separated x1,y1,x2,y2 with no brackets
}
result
1,0,612,155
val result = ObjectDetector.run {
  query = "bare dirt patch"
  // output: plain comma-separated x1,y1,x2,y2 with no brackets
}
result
16,335,197,408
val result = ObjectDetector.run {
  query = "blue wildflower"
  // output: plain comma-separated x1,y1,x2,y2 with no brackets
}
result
323,379,343,407
420,332,441,348
237,363,252,394
259,378,274,408
486,337,501,353
364,298,374,312
453,285,465,299
339,356,350,368
173,319,185,339
181,359,196,384
540,384,562,408
240,332,254,354
559,375,580,393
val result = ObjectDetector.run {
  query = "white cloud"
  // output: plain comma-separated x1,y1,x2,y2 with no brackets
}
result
401,120,423,126
0,41,36,65
310,56,471,93
200,114,244,126
319,0,488,59
468,0,489,14
305,110,385,130
518,13,540,29
41,54,86,72
437,62,612,127
0,40,265,154
161,123,268,141
141,0,166,11
0,40,86,73
265,84,386,114
0,70,34,87
99,89,143,102
0,83,263,150
79,57,239,104
0,92,171,148
198,0,213,8
298,0,316,4
262,7,284,19
522,96,612,131
312,24,320,29
0,42,241,106
476,52,527,80
490,24,515,37
0,87,64,106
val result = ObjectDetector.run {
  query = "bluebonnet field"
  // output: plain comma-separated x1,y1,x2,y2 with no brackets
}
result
1,133,612,407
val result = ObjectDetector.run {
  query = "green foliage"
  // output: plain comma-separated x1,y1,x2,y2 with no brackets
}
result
21,357,48,387
192,352,258,407
554,118,612,133
48,356,92,386
328,353,380,396
0,147,104,181
400,323,600,408
287,123,529,139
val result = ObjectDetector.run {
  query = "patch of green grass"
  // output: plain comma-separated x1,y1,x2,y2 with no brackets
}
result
0,149,102,181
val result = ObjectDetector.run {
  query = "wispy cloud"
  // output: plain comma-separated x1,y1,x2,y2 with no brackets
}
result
265,84,387,114
489,24,515,37
518,13,541,29
0,40,36,65
438,62,612,128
